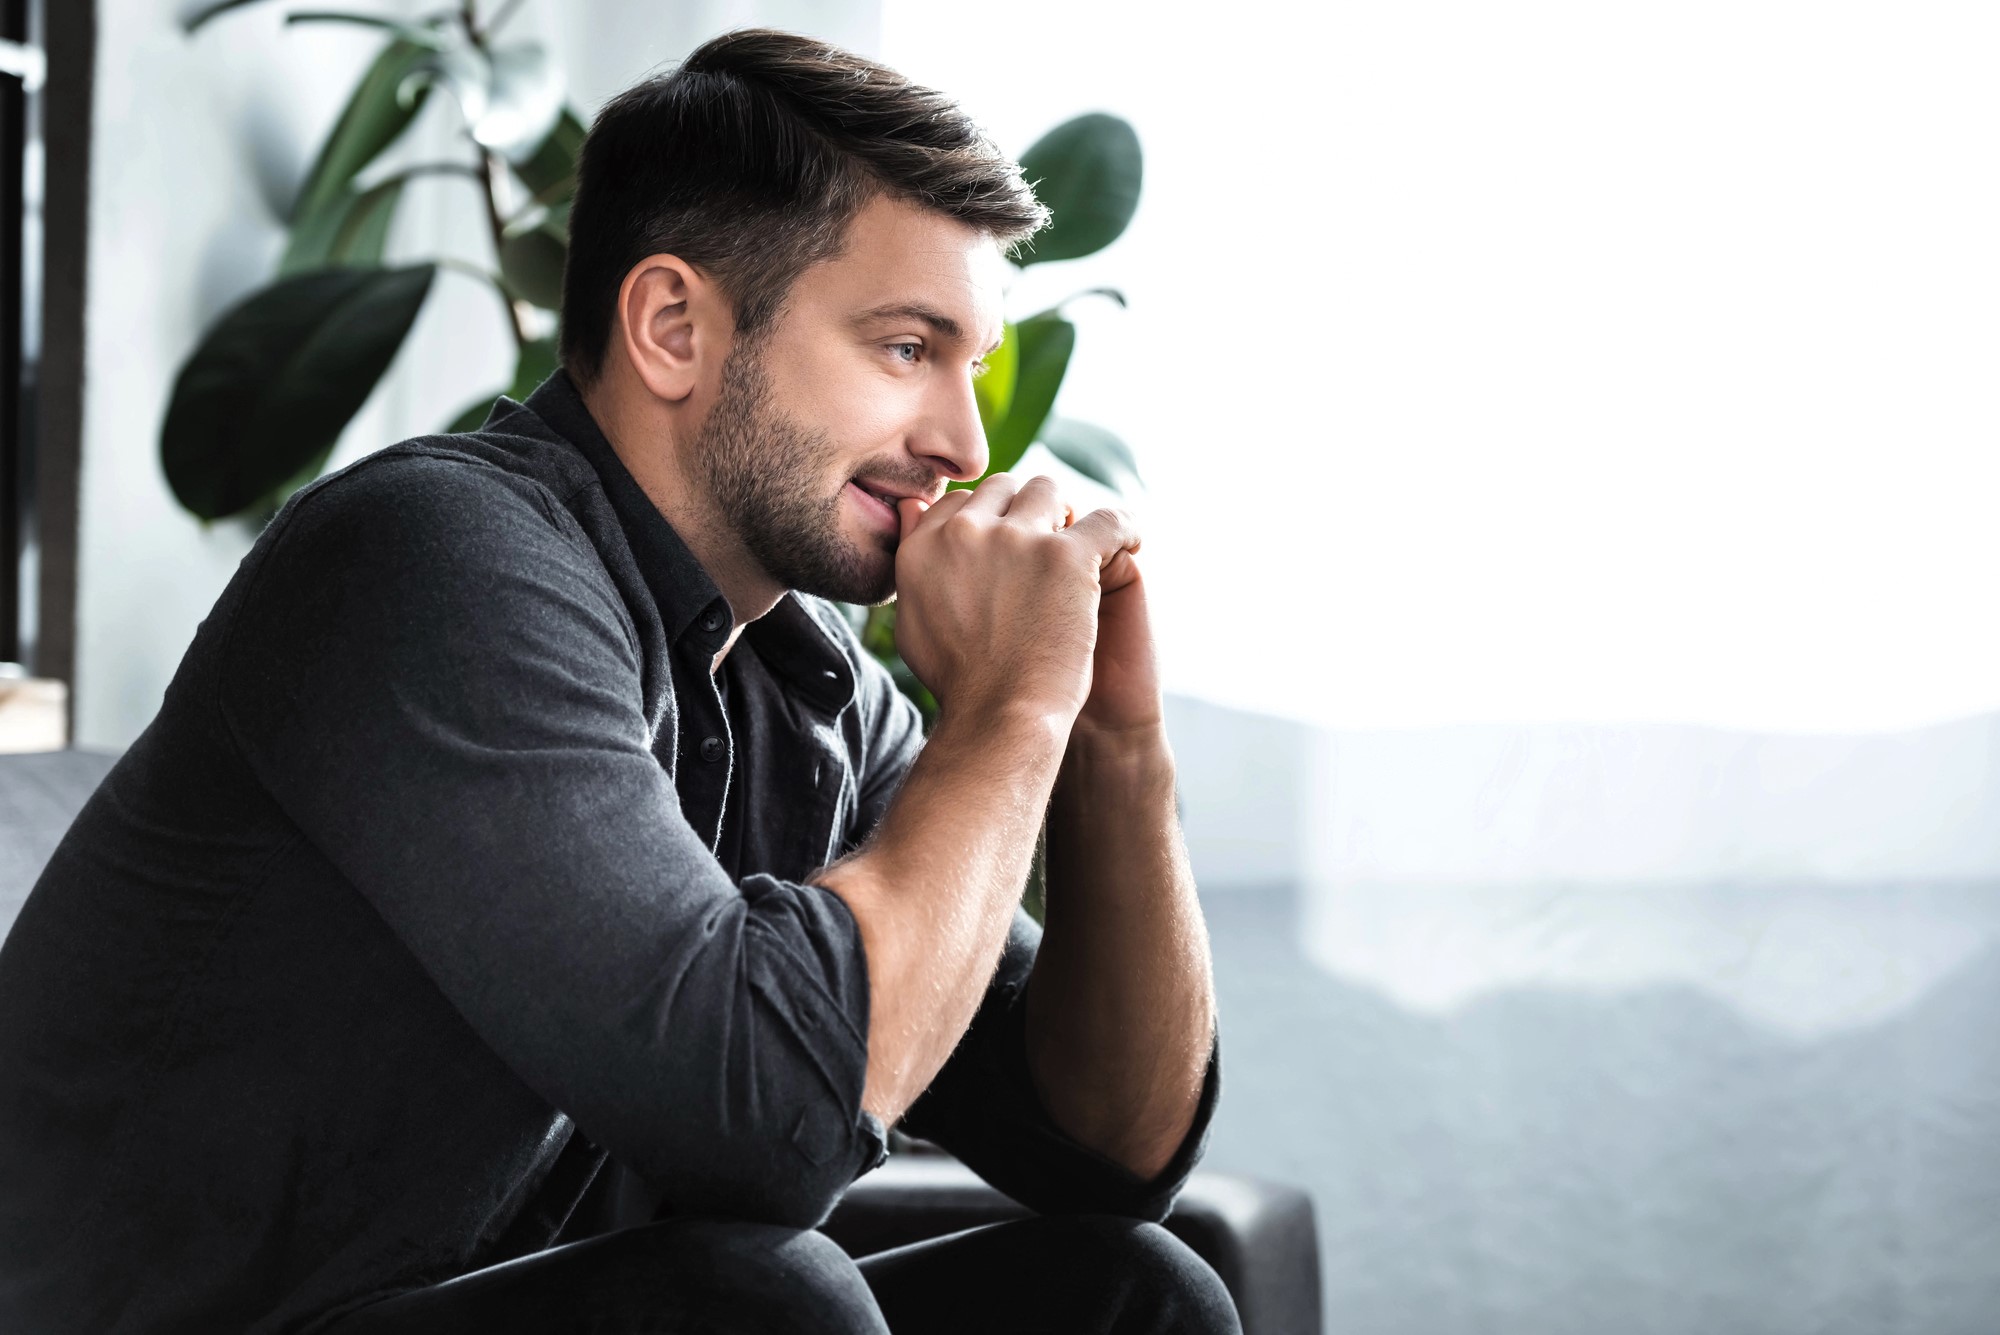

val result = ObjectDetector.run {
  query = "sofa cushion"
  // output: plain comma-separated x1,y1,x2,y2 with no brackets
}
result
822,1151,1322,1335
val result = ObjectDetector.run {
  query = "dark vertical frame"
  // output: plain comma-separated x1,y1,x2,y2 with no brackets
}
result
33,0,84,704
0,0,27,664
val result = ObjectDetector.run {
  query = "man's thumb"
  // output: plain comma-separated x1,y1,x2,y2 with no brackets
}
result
896,497,928,543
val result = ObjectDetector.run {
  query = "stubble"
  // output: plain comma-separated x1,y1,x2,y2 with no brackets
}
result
693,338,899,607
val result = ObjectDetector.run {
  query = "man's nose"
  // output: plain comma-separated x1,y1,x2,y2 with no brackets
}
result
920,373,990,484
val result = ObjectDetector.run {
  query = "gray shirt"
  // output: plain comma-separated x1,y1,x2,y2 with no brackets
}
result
0,369,1221,1334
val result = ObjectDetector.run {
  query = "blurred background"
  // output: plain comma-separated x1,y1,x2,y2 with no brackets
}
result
3,1,1997,1331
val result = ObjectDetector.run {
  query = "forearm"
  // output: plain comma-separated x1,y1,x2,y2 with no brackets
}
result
1027,722,1216,1181
815,701,1070,1126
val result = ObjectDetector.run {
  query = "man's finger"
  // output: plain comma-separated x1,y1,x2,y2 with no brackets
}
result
1001,475,1070,533
958,472,1023,516
897,489,972,541
895,497,926,543
1064,505,1142,566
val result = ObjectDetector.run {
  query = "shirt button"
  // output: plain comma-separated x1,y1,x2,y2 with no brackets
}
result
699,736,725,763
700,609,725,633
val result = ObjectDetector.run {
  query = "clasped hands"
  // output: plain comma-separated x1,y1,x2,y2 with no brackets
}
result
890,473,1160,740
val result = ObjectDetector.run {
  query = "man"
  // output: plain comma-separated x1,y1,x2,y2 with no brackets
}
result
0,26,1230,1335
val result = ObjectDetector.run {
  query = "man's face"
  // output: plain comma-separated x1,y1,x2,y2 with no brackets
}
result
691,193,1008,606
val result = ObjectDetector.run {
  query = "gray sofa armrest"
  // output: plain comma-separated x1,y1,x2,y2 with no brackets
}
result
0,748,119,936
821,1153,1322,1335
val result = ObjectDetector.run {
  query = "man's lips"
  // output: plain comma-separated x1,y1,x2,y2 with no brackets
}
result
854,477,934,506
847,480,901,534
848,478,937,535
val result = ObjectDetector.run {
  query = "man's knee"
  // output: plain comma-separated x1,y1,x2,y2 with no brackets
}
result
1059,1215,1243,1334
660,1217,889,1335
322,1217,888,1334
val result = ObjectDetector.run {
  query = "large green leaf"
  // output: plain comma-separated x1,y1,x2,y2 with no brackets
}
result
498,218,568,311
445,336,558,433
163,265,437,520
513,107,587,198
291,38,435,226
1037,416,1141,491
239,437,340,531
973,322,1018,436
279,176,404,275
973,314,1073,480
1016,113,1143,266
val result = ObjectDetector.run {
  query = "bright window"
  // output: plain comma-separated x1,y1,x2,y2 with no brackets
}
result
882,0,2000,733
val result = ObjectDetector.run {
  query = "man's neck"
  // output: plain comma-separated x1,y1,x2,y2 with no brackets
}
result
582,383,783,667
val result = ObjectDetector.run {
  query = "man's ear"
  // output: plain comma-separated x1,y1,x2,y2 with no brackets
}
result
614,255,728,404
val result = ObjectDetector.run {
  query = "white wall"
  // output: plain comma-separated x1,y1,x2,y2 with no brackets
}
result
75,0,883,748
551,0,879,114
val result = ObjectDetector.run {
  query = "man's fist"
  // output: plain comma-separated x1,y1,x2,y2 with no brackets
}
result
890,473,1140,725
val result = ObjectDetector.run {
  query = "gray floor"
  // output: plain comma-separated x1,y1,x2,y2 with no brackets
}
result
1196,884,2000,1335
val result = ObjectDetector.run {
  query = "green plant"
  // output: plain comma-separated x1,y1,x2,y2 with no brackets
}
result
841,109,1148,748
165,0,584,526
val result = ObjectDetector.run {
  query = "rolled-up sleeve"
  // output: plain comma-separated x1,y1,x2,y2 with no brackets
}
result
218,455,879,1230
839,651,1224,1222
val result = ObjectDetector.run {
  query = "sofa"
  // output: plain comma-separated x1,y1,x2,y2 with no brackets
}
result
0,749,1322,1333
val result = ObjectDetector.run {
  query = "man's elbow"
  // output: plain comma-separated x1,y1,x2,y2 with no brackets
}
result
581,877,883,1229
617,990,880,1227
622,1100,872,1230
667,1168,851,1232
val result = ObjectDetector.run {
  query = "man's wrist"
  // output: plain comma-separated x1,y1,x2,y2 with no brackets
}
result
934,694,1073,748
1055,717,1176,800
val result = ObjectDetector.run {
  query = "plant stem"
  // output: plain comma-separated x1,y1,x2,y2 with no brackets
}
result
441,251,527,343
477,148,532,352
484,0,530,35
456,0,531,352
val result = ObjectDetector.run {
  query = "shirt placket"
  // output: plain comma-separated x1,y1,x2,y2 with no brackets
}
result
672,597,735,855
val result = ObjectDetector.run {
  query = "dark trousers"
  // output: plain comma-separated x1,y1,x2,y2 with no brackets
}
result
320,1212,1244,1334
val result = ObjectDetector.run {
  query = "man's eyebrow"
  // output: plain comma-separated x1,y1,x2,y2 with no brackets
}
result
852,302,1005,356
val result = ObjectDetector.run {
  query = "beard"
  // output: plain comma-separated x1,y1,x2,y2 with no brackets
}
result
692,337,898,606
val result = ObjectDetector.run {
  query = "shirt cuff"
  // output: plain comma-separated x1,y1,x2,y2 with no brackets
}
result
997,974,1223,1218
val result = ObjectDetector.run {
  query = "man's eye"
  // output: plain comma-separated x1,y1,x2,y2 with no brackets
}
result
890,343,922,365
971,359,990,378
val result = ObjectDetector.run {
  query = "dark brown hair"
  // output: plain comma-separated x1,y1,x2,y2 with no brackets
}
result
558,28,1050,386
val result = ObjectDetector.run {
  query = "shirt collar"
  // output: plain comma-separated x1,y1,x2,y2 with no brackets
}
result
519,368,857,715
